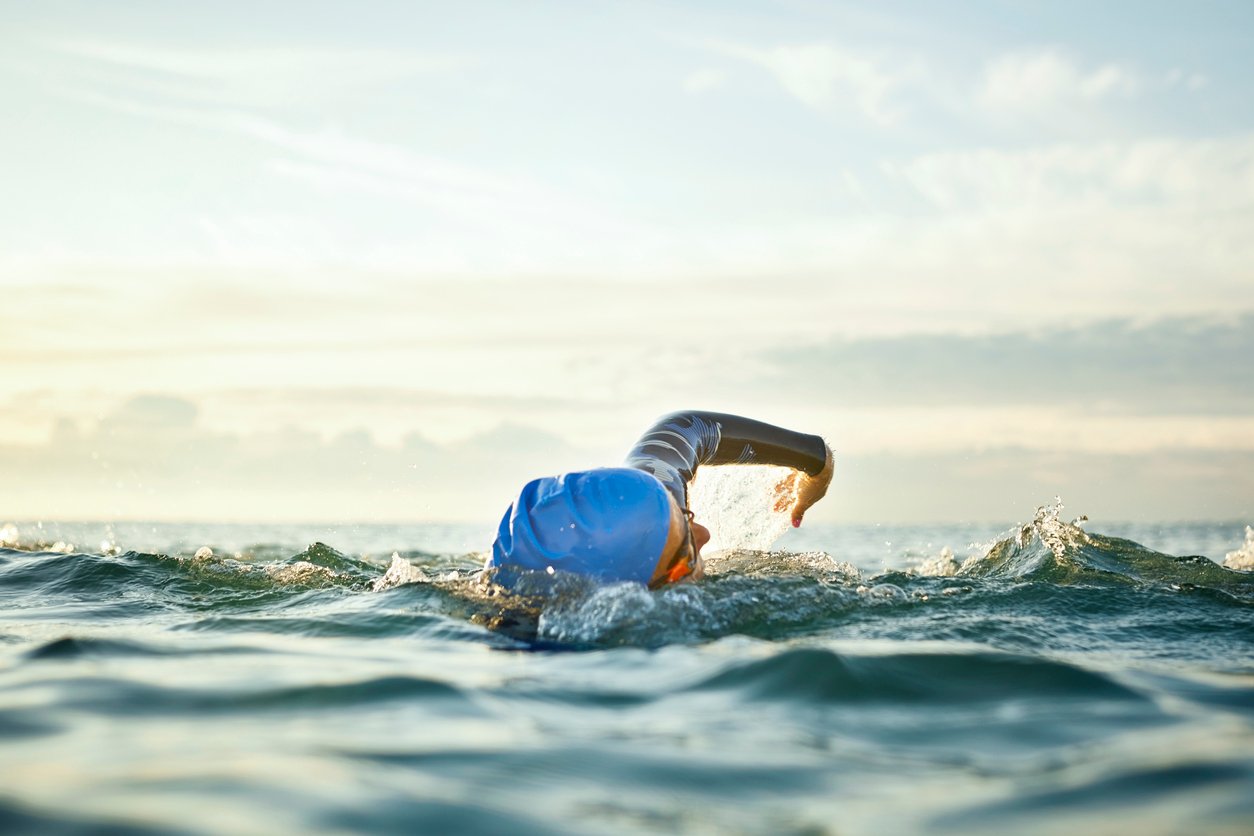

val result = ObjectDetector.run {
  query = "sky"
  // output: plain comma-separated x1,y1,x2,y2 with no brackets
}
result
2,0,1252,524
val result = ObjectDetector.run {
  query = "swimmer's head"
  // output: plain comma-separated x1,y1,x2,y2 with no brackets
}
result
486,468,673,589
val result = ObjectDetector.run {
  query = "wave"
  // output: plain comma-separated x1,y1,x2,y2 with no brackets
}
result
688,646,1148,704
956,500,1254,594
0,541,376,594
13,673,470,717
933,759,1254,832
2,501,1251,652
483,502,1253,648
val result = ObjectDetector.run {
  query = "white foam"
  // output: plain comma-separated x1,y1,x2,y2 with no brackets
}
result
264,560,337,585
915,547,961,577
1223,526,1254,571
537,582,658,644
372,552,429,591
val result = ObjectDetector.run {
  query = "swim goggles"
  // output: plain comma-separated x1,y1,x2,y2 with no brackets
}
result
661,508,698,585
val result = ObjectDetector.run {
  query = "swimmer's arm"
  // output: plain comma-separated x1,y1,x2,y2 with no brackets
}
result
624,411,831,519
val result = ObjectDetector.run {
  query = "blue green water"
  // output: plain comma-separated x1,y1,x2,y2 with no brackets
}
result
1,506,1252,835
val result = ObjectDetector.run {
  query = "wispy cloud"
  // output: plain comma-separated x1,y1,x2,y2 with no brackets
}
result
41,79,565,222
227,115,526,204
702,40,918,125
832,447,1254,523
41,82,659,275
889,134,1254,211
42,38,472,108
761,315,1254,417
0,394,591,522
26,35,650,275
1165,68,1209,91
681,35,1199,142
979,47,1140,111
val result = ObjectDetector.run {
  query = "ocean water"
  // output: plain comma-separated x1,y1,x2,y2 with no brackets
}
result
1,494,1252,835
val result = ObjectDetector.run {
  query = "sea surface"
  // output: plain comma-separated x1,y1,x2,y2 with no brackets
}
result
2,488,1252,835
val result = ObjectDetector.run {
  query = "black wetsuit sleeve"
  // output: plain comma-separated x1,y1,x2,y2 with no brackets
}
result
624,411,828,507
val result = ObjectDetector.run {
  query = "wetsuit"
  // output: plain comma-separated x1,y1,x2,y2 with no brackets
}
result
624,411,829,508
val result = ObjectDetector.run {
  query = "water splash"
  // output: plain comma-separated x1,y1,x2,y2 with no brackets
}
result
1225,526,1254,571
688,464,795,553
263,561,340,586
468,495,1254,647
372,553,432,592
537,582,663,644
708,549,859,582
1014,496,1086,561
914,547,962,577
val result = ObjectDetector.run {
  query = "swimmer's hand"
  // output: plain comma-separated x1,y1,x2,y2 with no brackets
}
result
772,444,834,527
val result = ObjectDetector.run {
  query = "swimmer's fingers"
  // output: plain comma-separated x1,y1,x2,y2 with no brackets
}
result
772,472,799,513
791,444,835,527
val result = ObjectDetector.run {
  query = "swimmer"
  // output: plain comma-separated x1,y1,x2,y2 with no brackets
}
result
485,411,834,592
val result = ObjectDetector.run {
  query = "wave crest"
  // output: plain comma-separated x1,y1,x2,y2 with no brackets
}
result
958,500,1253,597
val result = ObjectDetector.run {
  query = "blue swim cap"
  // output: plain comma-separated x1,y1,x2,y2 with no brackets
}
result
487,468,672,589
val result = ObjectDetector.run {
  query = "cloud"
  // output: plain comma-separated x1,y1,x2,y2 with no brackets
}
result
45,83,563,225
705,40,915,125
699,41,1156,129
42,38,471,108
831,447,1254,523
760,315,1254,416
27,35,653,276
99,394,198,432
0,395,596,522
890,134,1254,211
195,388,603,447
4,394,1251,524
1166,68,1208,91
43,81,668,276
227,115,525,204
979,48,1139,110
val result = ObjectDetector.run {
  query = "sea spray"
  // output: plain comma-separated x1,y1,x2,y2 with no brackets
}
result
1225,526,1254,571
688,464,796,553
